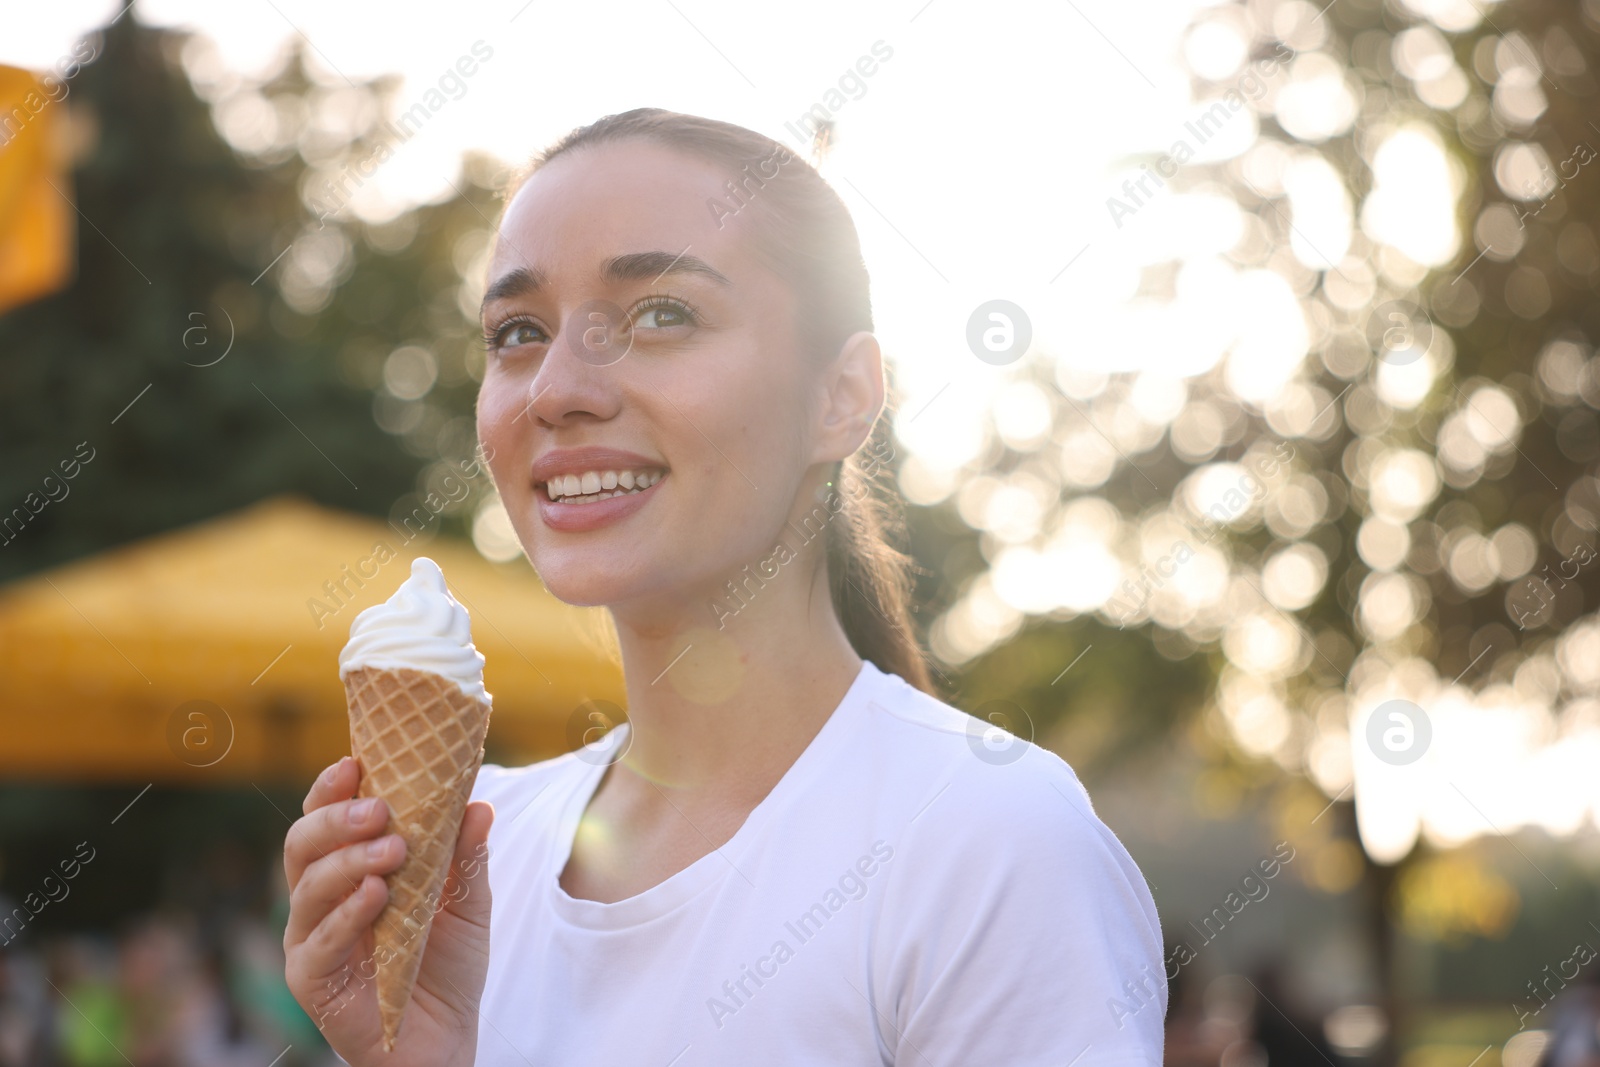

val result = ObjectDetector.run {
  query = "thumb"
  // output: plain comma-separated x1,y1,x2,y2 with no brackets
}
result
442,800,494,928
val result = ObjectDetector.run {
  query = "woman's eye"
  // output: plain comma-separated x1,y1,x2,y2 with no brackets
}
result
632,302,693,329
489,321,547,349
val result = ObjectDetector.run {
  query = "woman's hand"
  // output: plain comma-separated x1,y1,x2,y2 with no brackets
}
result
283,756,495,1067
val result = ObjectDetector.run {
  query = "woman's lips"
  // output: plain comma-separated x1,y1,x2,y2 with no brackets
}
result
534,473,665,532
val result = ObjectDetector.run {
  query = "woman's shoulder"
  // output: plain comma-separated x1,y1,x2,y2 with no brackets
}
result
864,667,1092,803
860,667,1119,861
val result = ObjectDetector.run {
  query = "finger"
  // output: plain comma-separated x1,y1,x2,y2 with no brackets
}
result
285,833,407,947
284,794,392,891
294,873,389,981
303,756,358,816
285,757,359,889
441,801,495,928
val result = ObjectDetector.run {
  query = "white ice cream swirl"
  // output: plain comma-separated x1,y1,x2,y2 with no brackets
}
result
338,557,488,702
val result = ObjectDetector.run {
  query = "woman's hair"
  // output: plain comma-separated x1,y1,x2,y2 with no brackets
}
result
508,107,934,696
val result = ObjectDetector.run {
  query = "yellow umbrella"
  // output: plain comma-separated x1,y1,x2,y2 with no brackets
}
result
0,496,624,784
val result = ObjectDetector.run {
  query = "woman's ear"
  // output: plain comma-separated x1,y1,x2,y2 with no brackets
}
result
814,330,885,464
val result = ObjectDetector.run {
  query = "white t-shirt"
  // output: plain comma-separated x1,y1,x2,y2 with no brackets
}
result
470,659,1166,1065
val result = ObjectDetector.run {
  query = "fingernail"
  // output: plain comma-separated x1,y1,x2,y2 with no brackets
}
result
366,836,393,859
349,798,379,824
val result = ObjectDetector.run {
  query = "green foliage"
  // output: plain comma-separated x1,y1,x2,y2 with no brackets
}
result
0,15,494,582
918,0,1600,788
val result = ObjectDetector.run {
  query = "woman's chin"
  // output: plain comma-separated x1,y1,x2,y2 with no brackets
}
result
532,559,655,610
536,576,621,609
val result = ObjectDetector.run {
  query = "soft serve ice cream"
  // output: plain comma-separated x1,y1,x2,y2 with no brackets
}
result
339,557,488,703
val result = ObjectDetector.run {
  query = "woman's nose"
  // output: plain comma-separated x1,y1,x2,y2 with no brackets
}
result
525,302,630,426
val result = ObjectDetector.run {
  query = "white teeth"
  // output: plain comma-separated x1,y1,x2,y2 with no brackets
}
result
546,468,665,501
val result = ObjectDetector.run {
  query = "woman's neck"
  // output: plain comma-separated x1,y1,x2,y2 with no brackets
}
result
605,555,863,797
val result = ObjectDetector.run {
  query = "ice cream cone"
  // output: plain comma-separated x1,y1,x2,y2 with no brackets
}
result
337,557,492,1051
344,665,492,1052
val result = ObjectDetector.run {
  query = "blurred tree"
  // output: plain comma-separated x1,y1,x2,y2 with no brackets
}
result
908,0,1600,1061
0,10,500,584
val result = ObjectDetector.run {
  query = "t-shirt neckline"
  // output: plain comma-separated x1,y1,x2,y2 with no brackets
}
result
545,658,882,931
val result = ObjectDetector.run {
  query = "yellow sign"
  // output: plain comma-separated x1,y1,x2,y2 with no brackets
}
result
0,65,74,315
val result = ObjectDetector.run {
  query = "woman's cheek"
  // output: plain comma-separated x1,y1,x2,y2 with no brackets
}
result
476,377,521,462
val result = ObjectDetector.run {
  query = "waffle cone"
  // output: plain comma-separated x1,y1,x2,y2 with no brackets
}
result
344,666,492,1052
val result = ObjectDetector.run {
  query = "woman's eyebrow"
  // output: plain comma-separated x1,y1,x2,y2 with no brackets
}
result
480,253,730,319
604,251,731,287
480,266,547,315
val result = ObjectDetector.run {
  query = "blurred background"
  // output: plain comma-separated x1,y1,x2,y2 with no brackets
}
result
3,0,1600,1063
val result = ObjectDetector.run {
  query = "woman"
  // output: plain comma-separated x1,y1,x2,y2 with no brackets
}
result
283,108,1165,1066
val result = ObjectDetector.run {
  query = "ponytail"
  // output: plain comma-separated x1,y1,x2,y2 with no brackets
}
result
823,405,935,695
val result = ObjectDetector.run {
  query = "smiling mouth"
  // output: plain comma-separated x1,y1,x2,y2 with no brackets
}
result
542,467,666,504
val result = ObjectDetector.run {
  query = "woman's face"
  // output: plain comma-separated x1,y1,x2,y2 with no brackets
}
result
477,139,839,613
